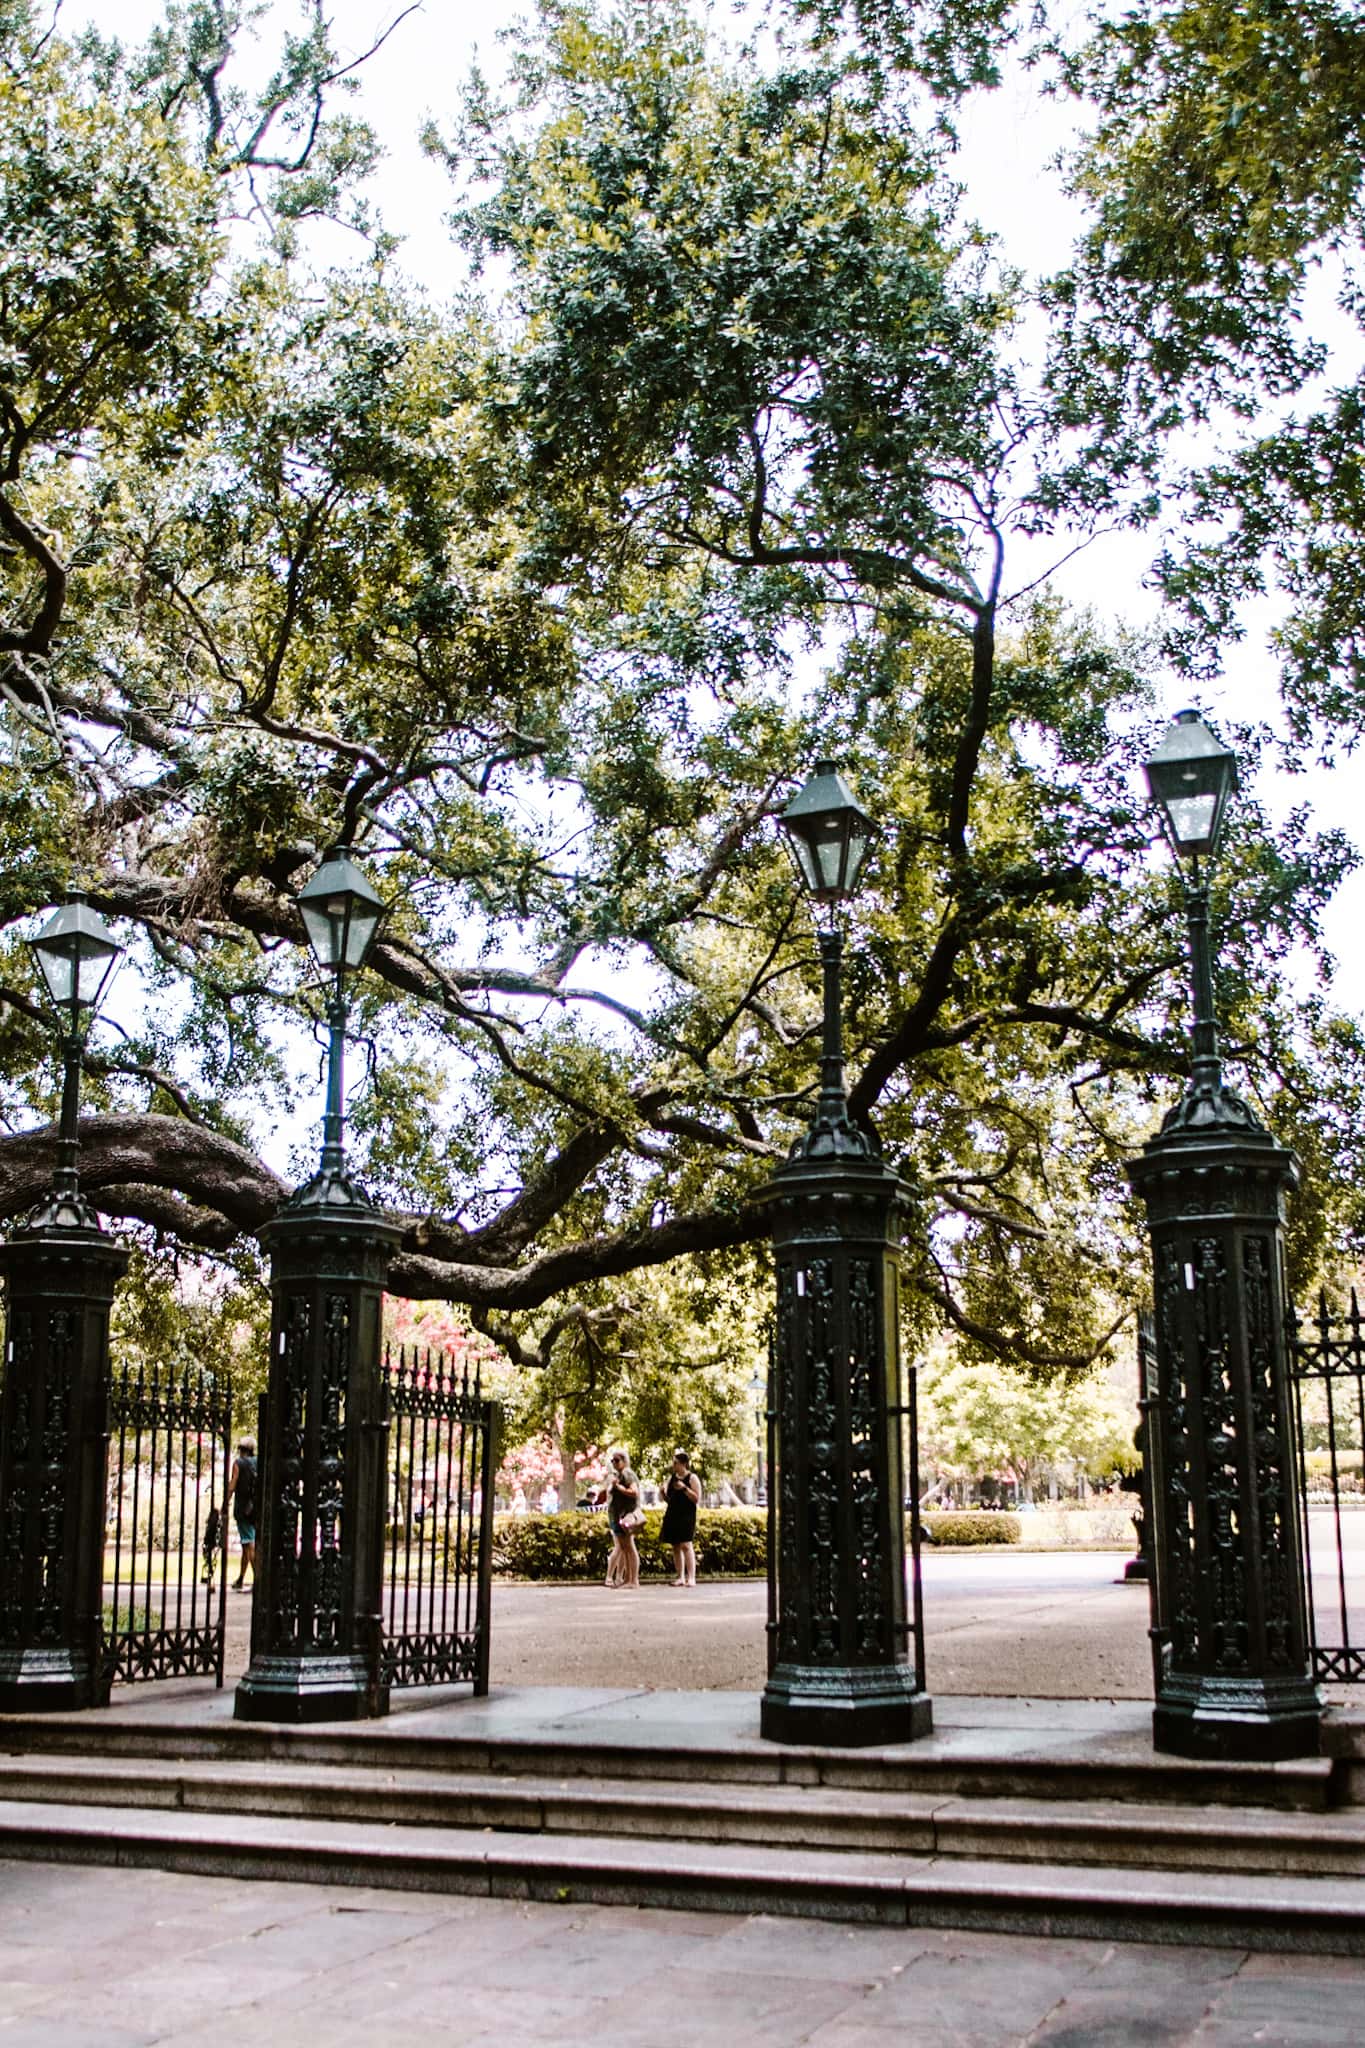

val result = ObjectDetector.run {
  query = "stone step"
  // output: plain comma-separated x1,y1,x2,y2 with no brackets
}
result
0,1704,1337,1812
0,1750,1360,1881
1,1795,1363,1952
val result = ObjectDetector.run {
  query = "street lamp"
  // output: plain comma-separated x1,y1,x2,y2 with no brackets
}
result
759,761,932,1747
0,890,129,1710
779,760,878,906
1144,707,1238,862
777,762,879,1161
26,891,123,1228
1143,710,1248,1129
294,846,386,1206
1128,711,1320,1758
236,843,400,1725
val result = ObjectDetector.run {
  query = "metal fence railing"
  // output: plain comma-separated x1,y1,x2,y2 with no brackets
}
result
104,1364,231,1694
1288,1292,1365,1684
379,1344,498,1693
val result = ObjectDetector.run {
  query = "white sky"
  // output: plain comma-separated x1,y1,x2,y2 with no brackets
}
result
65,0,1365,1045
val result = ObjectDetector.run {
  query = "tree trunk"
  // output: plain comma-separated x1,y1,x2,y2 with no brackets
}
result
545,1408,591,1512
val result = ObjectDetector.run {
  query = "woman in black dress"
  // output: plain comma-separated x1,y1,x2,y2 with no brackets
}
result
660,1450,701,1586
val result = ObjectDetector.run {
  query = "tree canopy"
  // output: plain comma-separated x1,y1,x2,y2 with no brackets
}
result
2,0,1363,1389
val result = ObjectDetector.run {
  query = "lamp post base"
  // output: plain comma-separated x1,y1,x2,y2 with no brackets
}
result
1153,1673,1323,1761
0,1645,100,1716
761,1663,933,1748
234,1652,389,1725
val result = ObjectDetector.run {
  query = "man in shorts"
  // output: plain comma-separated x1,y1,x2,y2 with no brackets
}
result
224,1437,258,1590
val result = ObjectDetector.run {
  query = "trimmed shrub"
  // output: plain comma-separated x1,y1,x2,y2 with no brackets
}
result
492,1508,768,1580
919,1511,1021,1546
1305,1451,1364,1491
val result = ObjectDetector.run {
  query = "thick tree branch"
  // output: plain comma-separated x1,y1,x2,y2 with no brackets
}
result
0,1113,766,1310
0,489,66,655
849,914,972,1117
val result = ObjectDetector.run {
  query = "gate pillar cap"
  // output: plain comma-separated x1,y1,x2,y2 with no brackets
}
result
263,1183,404,1252
0,1214,129,1276
1128,1116,1299,1197
755,1150,910,1207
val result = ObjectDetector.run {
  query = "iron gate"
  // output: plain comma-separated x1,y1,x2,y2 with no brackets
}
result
1287,1292,1365,1684
380,1344,497,1693
103,1363,232,1694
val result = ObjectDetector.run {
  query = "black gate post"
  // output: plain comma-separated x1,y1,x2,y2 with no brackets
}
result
758,762,932,1748
1130,710,1320,1760
759,936,932,1747
0,1214,127,1711
1129,1111,1320,1757
235,1194,400,1724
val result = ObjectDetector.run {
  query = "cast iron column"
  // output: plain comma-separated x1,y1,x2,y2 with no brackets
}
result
1128,880,1321,1758
236,994,400,1723
0,1088,127,1711
760,930,933,1746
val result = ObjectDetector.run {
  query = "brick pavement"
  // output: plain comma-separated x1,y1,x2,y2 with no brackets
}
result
1,1860,1363,2047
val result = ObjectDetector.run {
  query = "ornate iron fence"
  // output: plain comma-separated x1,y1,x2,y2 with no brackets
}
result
1287,1292,1365,1684
103,1363,232,1693
379,1344,497,1693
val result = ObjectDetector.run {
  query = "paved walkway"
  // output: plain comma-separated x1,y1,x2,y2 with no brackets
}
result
219,1552,1155,1699
484,1553,1156,1697
0,1859,1362,2046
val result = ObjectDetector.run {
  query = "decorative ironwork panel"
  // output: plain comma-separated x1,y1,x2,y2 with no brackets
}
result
103,1364,231,1691
1154,1242,1199,1665
1192,1238,1249,1674
314,1294,350,1651
774,1265,798,1659
1244,1236,1297,1669
803,1258,839,1660
848,1257,885,1659
37,1309,76,1645
0,1309,34,1645
272,1294,310,1646
1287,1289,1365,1683
378,1343,498,1695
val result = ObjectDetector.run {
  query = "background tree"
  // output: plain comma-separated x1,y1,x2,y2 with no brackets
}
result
0,0,1360,1393
1048,0,1365,757
920,1350,1136,1503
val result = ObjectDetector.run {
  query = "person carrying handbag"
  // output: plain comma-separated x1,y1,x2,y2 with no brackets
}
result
606,1449,642,1589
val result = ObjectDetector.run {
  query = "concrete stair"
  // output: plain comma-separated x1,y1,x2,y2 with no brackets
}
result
0,1700,1338,1808
0,1699,1362,1949
0,1750,1361,1878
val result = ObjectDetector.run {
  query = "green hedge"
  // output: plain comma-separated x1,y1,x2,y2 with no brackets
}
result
491,1508,768,1580
920,1511,1021,1546
490,1506,1022,1578
1304,1451,1364,1486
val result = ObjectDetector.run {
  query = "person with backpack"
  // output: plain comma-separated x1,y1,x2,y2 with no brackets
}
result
200,1503,222,1589
224,1438,258,1591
